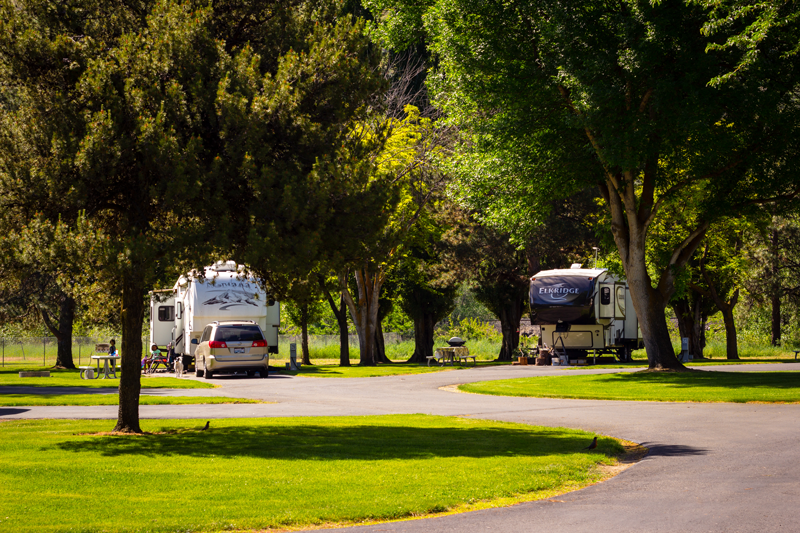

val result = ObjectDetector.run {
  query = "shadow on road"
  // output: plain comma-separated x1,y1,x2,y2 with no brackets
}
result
0,407,30,416
640,443,708,457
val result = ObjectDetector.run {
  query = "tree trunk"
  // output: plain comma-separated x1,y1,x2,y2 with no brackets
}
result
598,164,704,370
771,293,781,347
336,296,350,366
627,270,682,369
770,225,781,346
721,305,739,360
603,183,687,370
374,318,391,363
407,312,437,363
114,272,144,434
621,236,685,369
318,275,351,366
300,304,311,365
696,253,740,360
694,305,707,359
40,294,77,369
672,298,704,359
679,293,706,359
497,298,523,361
340,267,383,366
55,296,76,369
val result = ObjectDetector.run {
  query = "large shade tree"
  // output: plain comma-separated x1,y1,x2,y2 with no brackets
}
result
1,0,388,431
367,0,800,369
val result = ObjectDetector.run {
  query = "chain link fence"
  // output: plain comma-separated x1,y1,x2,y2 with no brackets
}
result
276,332,412,349
1,334,417,366
0,336,149,367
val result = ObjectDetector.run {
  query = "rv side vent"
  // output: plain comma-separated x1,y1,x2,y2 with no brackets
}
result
570,263,582,269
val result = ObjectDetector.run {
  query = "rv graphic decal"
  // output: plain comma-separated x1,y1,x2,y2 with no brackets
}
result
538,283,581,301
530,276,593,307
203,290,259,310
208,281,254,289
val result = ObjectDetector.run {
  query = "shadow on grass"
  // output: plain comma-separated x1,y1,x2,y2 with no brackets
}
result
55,423,620,462
0,386,117,395
0,368,79,376
594,371,800,391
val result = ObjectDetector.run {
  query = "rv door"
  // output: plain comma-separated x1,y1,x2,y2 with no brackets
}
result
149,293,176,348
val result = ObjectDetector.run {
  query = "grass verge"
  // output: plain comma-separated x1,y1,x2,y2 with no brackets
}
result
0,394,262,406
459,370,800,403
0,415,624,532
0,368,214,389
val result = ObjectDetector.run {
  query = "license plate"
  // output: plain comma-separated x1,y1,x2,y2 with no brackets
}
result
234,348,245,354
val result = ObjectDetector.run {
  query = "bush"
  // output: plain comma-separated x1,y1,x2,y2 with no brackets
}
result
435,317,500,342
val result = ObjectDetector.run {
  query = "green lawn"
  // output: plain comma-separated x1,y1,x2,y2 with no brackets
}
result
576,359,793,370
278,361,507,378
0,415,623,532
0,394,262,406
274,338,504,363
460,371,800,403
0,368,214,389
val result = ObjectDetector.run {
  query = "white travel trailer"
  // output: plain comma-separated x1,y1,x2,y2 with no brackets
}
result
149,261,280,366
529,266,642,361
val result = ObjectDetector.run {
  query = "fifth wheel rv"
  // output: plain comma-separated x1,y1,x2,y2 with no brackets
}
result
149,261,280,368
529,266,642,361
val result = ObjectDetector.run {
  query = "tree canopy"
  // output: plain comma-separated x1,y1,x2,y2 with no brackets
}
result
367,0,800,369
0,0,388,430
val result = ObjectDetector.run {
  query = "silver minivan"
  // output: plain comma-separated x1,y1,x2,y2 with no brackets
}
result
194,321,269,379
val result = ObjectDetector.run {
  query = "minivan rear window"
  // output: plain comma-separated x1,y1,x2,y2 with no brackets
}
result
214,325,264,342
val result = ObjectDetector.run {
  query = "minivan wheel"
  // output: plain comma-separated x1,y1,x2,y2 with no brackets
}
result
205,368,214,379
195,367,203,378
261,368,268,378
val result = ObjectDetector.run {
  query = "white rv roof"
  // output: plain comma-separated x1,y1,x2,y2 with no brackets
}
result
531,268,608,280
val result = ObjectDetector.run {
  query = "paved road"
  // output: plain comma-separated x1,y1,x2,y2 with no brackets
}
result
2,363,799,532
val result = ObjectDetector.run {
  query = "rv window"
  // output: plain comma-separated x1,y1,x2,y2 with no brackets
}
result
600,287,611,305
158,306,175,322
214,325,264,342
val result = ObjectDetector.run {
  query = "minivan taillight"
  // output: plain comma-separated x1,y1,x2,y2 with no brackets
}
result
252,340,267,348
209,340,227,348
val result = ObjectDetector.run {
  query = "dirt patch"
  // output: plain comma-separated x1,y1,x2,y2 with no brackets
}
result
439,383,469,394
597,441,649,478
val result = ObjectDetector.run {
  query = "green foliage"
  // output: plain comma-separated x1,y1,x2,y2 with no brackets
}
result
436,317,500,342
367,0,800,368
697,0,800,86
449,284,495,322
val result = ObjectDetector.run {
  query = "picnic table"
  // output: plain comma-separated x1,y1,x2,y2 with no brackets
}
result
90,355,121,379
427,346,475,366
79,343,120,379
